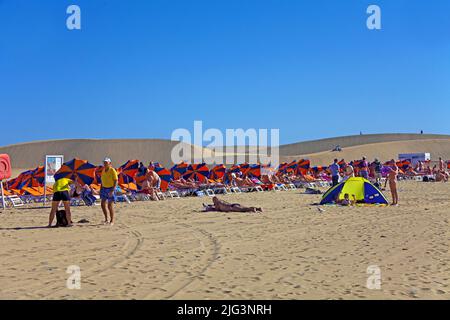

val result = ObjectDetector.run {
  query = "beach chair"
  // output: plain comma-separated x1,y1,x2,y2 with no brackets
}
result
213,187,229,195
155,190,166,200
168,190,180,198
286,183,297,190
205,189,215,197
230,187,242,193
272,185,282,191
4,194,24,207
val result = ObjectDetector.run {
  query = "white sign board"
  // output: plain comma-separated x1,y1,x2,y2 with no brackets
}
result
398,153,430,166
45,155,64,184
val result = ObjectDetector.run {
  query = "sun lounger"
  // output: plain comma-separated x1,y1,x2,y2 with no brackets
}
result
1,194,24,208
168,190,180,198
155,190,166,200
230,187,242,193
286,183,297,190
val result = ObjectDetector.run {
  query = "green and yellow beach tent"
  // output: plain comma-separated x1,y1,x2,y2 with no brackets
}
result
320,177,388,205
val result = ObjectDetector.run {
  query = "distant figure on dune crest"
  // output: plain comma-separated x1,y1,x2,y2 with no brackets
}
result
203,196,263,213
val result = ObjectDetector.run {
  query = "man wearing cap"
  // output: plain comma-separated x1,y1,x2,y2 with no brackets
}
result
100,157,118,225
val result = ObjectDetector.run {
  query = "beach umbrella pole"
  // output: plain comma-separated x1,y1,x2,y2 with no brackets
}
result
1,180,5,209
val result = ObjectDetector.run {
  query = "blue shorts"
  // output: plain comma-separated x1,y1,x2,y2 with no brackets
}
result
360,170,369,179
100,187,116,202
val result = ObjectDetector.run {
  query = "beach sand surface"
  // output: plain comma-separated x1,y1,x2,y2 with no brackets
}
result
1,180,449,300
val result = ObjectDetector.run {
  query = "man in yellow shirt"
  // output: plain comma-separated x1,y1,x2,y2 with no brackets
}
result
48,177,73,227
100,157,118,225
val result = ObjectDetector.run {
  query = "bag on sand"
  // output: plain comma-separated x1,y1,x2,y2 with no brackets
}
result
56,210,69,227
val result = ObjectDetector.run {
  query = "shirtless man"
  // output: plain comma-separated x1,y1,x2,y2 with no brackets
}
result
143,169,161,200
439,157,445,172
203,197,263,213
384,159,399,206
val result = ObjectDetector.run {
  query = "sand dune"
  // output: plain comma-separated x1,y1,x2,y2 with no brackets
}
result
279,133,450,157
1,134,450,172
0,139,213,169
286,139,450,165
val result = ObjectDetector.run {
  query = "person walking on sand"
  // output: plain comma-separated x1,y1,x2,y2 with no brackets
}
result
100,157,118,225
48,177,74,227
329,158,340,186
384,159,399,206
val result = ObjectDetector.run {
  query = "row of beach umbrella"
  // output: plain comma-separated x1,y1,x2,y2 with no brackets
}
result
7,157,414,192
5,158,314,191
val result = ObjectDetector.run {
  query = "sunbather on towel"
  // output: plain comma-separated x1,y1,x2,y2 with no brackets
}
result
203,196,263,213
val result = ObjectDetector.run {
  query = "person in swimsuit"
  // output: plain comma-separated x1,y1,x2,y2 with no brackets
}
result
203,196,263,213
342,163,355,181
384,159,399,206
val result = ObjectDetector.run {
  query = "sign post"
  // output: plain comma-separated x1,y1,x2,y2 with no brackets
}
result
44,155,64,206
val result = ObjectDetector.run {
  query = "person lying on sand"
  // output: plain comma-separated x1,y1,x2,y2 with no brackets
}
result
203,196,263,213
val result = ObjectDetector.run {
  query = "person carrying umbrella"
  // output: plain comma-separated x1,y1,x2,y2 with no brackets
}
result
100,157,118,225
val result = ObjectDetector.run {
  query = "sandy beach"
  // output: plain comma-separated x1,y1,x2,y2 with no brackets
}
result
1,180,449,300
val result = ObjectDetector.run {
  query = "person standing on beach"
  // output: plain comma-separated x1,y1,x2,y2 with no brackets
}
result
48,177,74,227
359,156,369,179
329,159,340,186
343,163,355,181
372,158,382,186
100,157,118,225
439,157,445,172
384,159,399,206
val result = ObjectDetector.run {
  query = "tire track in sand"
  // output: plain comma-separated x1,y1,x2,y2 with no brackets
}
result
144,223,220,299
23,223,144,299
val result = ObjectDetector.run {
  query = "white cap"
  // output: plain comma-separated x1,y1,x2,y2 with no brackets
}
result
103,157,112,163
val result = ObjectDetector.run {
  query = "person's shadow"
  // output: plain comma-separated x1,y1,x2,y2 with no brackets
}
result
0,224,104,231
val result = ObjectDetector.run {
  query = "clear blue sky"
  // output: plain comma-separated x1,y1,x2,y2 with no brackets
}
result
1,0,449,146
